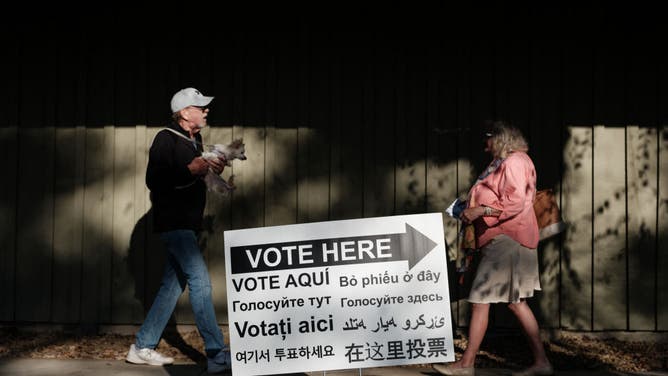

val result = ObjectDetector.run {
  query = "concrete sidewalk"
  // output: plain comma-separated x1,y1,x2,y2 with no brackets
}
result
1,359,667,376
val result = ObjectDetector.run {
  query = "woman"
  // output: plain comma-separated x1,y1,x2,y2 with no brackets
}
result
434,122,553,376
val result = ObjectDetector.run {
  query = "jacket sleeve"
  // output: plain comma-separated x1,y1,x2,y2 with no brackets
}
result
146,131,197,191
480,157,530,227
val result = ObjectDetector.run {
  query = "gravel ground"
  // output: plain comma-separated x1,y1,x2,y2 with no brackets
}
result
0,327,666,373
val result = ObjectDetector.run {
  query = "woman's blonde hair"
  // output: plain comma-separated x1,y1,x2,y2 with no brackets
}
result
487,121,529,158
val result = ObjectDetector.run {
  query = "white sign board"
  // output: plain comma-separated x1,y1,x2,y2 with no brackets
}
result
224,213,454,375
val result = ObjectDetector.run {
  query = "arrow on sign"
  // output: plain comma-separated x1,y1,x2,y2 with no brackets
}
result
230,223,438,274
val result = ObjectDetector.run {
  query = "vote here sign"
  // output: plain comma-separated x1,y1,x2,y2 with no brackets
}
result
224,213,454,375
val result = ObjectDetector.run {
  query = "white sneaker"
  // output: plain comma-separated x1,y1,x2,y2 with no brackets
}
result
126,344,174,366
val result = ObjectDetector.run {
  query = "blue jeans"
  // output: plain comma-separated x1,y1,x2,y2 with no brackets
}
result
135,229,225,358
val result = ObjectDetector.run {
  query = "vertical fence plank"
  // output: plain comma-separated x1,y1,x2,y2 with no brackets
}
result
394,40,427,216
265,126,297,225
203,125,234,322
591,41,628,328
394,45,407,215
452,42,474,328
626,126,657,330
15,127,55,321
0,30,18,322
102,126,115,323
264,40,280,227
592,126,627,330
332,39,365,220
296,123,314,223
360,40,377,220
658,40,668,335
530,39,563,328
659,126,668,330
297,32,331,224
561,126,593,329
52,127,85,323
299,32,335,222
328,40,343,221
111,127,143,324
231,38,267,232
425,41,458,233
408,45,428,217
266,36,298,227
140,129,161,325
0,126,17,321
626,39,659,331
454,44,472,328
395,41,427,216
295,29,312,224
362,33,395,219
134,125,148,317
561,39,595,330
81,127,112,325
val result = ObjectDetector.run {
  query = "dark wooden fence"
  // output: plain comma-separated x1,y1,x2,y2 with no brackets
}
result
1,7,666,332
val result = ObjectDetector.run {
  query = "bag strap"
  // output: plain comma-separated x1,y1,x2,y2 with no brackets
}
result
160,127,207,148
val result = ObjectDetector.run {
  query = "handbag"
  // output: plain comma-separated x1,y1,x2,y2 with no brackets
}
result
456,196,478,286
533,189,566,240
456,225,479,286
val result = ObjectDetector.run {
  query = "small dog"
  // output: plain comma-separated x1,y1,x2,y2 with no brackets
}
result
201,139,247,195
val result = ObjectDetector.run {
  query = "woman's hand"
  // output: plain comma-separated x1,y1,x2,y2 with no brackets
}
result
460,206,485,224
461,205,501,223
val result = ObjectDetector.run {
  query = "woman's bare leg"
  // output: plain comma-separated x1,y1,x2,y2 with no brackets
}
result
508,300,550,367
457,303,490,367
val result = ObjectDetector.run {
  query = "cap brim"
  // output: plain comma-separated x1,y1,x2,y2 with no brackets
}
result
193,95,214,107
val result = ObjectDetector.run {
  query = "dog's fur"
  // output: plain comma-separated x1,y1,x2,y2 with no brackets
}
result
201,139,247,195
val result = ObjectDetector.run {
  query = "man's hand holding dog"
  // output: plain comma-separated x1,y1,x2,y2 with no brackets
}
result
188,156,225,176
207,156,225,175
188,157,210,176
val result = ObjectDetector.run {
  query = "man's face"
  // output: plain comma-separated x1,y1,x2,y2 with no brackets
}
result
184,105,209,130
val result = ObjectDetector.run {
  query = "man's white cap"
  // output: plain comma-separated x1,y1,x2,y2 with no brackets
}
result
170,87,214,113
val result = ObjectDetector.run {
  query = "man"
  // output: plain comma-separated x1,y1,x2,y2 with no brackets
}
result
126,87,231,374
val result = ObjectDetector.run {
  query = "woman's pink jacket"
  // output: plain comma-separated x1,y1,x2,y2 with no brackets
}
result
470,151,539,249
